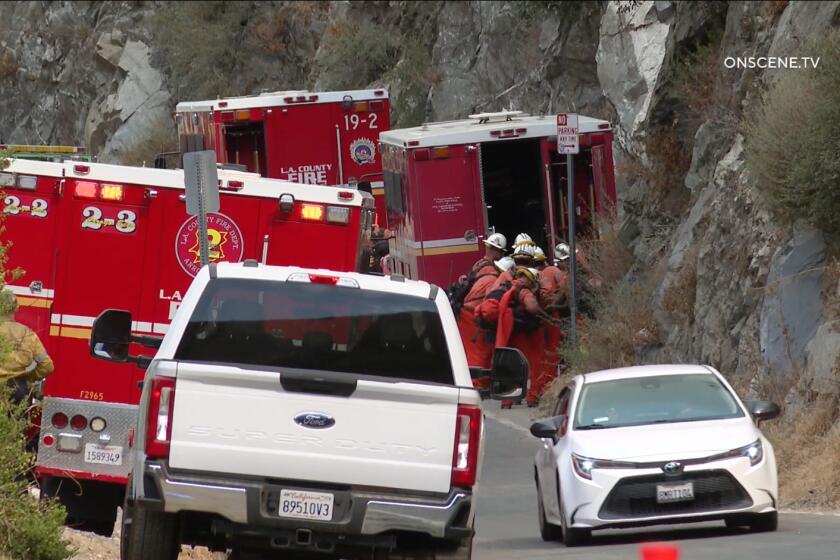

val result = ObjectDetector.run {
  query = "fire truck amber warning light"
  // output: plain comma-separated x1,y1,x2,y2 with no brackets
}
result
99,183,124,201
301,203,325,221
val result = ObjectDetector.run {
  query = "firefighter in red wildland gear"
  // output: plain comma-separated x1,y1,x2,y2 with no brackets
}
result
471,233,507,274
531,245,570,404
456,257,515,388
495,265,543,409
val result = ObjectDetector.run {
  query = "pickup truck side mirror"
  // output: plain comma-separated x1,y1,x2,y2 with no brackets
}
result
89,309,162,369
487,347,528,401
746,400,781,425
530,415,566,439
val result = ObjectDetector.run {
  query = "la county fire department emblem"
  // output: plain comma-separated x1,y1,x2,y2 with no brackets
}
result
350,138,376,165
175,213,244,277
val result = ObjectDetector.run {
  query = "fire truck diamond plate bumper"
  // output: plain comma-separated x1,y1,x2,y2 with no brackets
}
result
37,397,138,479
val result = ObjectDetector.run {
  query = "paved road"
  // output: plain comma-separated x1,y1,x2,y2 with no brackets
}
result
473,404,840,560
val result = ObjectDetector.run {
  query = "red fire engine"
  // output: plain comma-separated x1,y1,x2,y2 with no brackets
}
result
379,111,616,287
1,158,374,534
175,89,391,225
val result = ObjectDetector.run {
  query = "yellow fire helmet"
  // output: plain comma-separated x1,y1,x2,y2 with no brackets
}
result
0,289,18,316
533,247,547,263
516,267,539,284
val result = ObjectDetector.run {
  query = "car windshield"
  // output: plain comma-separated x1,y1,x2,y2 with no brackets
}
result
175,278,454,385
573,373,744,430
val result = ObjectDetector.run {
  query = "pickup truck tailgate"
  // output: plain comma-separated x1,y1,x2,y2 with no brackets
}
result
168,363,459,493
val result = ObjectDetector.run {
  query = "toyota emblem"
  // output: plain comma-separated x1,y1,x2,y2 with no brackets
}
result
662,461,683,475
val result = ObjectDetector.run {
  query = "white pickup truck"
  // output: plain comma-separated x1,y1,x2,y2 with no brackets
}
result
88,262,527,560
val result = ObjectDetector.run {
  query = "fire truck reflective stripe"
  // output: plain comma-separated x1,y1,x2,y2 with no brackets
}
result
61,315,95,327
370,181,384,188
152,324,169,334
49,326,59,337
132,321,153,333
51,314,62,324
414,237,478,249
57,327,92,340
372,188,385,196
17,296,51,308
412,244,478,257
4,285,55,298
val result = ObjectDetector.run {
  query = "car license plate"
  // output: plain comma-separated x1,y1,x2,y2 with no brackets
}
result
278,489,334,521
83,444,123,466
656,482,694,503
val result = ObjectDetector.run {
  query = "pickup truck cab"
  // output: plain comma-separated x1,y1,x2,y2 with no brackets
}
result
89,262,526,560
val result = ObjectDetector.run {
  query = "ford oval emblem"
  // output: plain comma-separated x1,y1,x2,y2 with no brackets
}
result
294,412,335,430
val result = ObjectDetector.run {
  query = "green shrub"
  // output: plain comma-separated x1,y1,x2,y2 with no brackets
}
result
746,30,840,233
314,20,400,90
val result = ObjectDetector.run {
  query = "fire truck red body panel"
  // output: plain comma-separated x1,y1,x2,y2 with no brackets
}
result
176,89,391,226
1,159,374,493
380,112,616,288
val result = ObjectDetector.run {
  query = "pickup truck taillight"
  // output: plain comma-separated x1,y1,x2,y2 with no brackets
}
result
451,404,482,488
146,377,175,459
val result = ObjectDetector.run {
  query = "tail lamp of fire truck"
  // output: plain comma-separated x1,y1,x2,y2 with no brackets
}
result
1,158,374,536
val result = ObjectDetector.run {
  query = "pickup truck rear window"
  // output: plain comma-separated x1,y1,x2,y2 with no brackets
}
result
174,278,454,385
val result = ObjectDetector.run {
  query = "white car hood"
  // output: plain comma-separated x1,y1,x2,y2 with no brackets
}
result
570,417,758,462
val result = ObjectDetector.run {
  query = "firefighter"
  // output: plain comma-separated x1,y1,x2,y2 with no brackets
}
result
512,232,535,250
532,245,570,404
495,266,543,409
456,257,514,389
0,289,54,404
471,233,507,275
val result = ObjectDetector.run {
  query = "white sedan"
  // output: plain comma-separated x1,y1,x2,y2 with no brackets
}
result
531,364,780,546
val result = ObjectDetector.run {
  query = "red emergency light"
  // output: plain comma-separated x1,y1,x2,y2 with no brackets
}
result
73,164,90,175
413,149,430,161
74,181,98,199
374,90,385,97
221,180,244,191
337,191,354,201
74,181,124,201
308,274,339,285
218,101,229,108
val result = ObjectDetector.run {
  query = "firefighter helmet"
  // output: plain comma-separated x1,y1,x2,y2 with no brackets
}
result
0,289,18,316
484,233,507,251
513,233,534,248
516,267,539,283
494,256,515,273
555,242,570,261
533,247,547,263
512,243,535,259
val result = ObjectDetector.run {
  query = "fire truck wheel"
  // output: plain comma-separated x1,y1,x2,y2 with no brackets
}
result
122,504,180,560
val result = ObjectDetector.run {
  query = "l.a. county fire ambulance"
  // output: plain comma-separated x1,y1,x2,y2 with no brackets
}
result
0,158,375,536
175,89,391,226
379,111,617,288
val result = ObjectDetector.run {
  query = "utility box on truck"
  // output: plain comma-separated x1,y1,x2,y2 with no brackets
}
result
175,89,391,225
1,158,374,535
379,111,616,288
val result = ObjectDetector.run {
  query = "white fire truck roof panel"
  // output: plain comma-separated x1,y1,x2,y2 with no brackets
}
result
4,159,369,206
176,89,389,113
380,113,611,148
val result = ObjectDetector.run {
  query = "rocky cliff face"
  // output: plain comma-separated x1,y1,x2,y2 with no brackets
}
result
1,0,836,407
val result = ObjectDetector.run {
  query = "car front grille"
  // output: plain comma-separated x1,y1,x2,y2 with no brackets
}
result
599,469,753,519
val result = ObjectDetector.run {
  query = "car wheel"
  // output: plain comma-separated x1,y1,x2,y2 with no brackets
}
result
121,504,180,560
559,499,590,547
748,511,778,533
535,477,562,541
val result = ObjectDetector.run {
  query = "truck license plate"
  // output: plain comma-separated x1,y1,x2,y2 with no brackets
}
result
83,444,123,466
656,482,694,503
278,489,334,521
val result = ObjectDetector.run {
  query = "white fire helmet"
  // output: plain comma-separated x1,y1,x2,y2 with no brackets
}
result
513,233,534,247
512,243,535,259
484,232,507,251
555,242,570,261
533,247,547,263
494,256,515,273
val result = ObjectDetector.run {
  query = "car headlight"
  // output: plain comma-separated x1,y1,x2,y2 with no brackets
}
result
571,453,636,480
719,439,763,466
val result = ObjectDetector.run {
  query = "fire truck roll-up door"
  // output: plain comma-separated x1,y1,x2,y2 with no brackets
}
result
409,144,484,286
0,164,61,345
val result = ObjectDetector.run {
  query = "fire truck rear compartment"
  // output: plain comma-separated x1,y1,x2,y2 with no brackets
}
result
224,122,266,175
481,138,547,250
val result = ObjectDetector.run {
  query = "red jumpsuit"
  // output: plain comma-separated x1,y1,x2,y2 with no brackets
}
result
533,265,569,402
496,278,544,407
456,265,500,383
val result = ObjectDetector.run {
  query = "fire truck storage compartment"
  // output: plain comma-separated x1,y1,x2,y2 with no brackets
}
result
223,121,266,175
480,138,546,250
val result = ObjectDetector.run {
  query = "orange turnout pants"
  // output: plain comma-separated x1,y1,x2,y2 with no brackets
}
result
509,327,545,404
531,322,562,402
457,308,493,388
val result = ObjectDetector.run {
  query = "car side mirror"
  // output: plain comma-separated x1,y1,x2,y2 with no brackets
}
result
89,309,161,369
530,415,566,439
487,347,528,401
746,400,781,424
